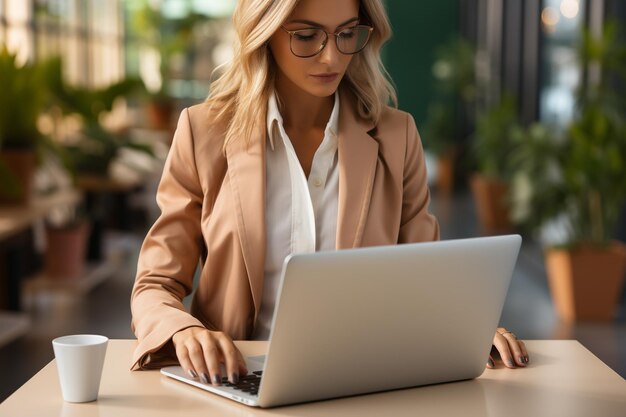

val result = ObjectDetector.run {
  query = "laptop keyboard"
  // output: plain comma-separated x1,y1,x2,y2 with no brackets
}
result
221,371,263,396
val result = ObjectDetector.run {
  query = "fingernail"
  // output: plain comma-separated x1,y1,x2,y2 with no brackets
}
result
200,373,209,384
518,356,526,366
188,369,198,378
212,374,221,385
487,357,495,368
524,356,530,364
506,359,515,367
231,373,239,384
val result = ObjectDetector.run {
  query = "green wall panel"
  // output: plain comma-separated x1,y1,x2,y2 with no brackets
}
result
383,0,458,128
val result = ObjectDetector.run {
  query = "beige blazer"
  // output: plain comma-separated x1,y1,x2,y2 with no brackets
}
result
130,89,440,370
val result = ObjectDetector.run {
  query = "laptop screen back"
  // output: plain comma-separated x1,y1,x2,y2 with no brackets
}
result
258,235,522,407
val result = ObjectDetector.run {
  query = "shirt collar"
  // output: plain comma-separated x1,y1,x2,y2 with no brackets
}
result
266,91,340,151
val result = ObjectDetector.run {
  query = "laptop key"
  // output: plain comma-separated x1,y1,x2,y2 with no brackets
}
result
252,371,263,376
228,375,261,394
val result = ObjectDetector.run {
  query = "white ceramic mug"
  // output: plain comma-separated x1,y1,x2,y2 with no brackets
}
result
52,334,109,403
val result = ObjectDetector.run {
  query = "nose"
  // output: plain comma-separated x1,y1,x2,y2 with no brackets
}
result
317,35,340,66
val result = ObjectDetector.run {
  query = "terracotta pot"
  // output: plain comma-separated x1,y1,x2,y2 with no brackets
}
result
146,100,175,130
436,152,455,196
470,174,513,235
0,149,36,205
44,221,91,279
545,243,626,321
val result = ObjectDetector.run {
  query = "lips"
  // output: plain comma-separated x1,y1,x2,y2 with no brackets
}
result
311,73,339,83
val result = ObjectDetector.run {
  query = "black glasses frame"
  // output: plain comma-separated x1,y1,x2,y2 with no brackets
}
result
280,24,374,58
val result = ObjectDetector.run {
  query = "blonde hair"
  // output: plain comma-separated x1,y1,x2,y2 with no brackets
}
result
207,0,397,149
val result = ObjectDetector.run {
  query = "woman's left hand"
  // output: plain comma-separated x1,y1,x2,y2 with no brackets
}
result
486,327,530,369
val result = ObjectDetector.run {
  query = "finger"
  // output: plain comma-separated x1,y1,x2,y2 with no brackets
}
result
486,354,495,369
217,335,242,384
519,340,530,364
493,333,516,368
174,343,198,379
235,345,249,376
201,335,224,386
186,340,211,384
502,333,526,367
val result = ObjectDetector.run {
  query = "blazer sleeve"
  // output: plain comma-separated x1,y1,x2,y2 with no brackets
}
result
130,108,206,370
398,113,440,243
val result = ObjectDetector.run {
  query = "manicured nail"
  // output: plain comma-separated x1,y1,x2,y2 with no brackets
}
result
230,373,239,384
506,359,515,367
518,356,526,366
188,369,198,378
212,374,221,385
200,373,209,384
524,356,530,364
487,357,495,368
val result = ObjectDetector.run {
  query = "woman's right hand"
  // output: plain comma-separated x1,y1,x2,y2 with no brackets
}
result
172,326,248,386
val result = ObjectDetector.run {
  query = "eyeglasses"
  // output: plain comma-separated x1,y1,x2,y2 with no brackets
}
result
280,24,373,58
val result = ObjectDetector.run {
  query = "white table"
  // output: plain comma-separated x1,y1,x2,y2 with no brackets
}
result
1,339,625,416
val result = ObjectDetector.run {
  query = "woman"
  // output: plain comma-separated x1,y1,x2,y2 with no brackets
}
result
131,0,529,386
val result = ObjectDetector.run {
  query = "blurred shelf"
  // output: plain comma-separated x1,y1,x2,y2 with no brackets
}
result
0,189,82,242
0,312,30,348
76,175,142,193
23,255,123,297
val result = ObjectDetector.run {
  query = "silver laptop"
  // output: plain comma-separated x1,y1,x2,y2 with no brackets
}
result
161,234,522,408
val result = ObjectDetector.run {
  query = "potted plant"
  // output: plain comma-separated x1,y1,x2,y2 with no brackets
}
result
509,22,626,321
42,57,151,177
510,110,626,321
0,49,48,204
423,37,478,194
423,102,457,195
43,202,91,279
130,2,206,129
470,95,519,235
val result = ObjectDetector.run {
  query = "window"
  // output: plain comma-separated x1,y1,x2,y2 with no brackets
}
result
1,0,124,87
539,0,586,130
0,0,5,45
4,0,34,64
88,1,124,87
123,0,236,101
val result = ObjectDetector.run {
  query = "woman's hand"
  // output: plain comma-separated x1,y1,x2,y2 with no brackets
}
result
486,327,530,369
172,326,248,386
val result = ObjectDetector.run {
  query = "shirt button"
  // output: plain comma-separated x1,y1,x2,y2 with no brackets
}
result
313,178,323,187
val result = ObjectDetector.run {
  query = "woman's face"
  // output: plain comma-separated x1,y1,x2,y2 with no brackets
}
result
269,0,360,99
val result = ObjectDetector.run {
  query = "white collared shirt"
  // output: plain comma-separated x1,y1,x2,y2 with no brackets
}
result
252,92,340,340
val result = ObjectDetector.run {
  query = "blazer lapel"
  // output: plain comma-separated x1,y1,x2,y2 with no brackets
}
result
336,90,379,249
225,128,266,321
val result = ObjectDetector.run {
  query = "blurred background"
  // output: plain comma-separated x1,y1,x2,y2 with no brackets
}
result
1,0,625,402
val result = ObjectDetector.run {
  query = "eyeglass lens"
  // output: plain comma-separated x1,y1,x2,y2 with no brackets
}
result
290,25,371,57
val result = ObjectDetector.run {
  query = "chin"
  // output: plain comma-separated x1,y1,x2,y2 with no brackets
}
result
305,82,341,98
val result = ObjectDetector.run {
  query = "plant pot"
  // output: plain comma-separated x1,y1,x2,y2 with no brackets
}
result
0,149,36,205
44,221,91,279
470,174,513,235
436,151,455,196
545,242,626,321
146,100,175,130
